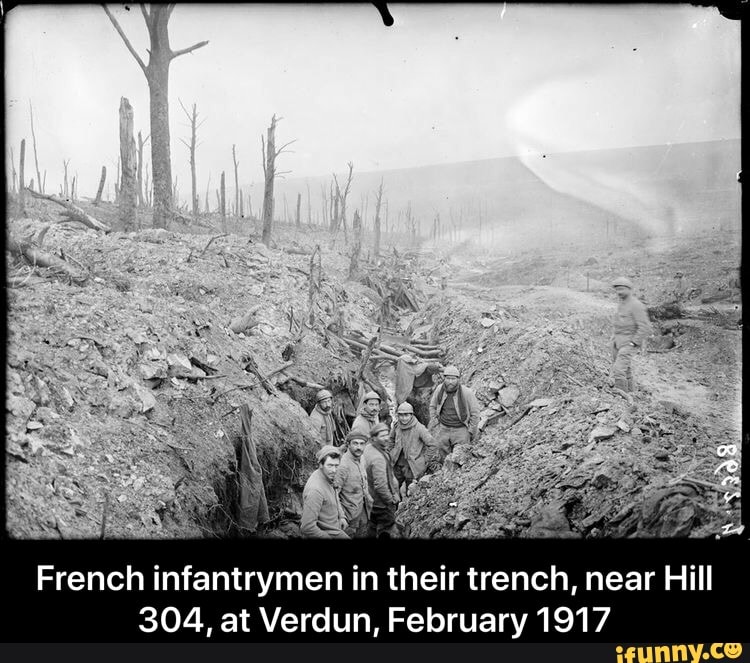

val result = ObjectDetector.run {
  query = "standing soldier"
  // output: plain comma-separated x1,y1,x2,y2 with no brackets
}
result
309,389,335,447
428,365,480,463
334,431,372,538
362,422,400,538
350,390,382,437
390,402,436,496
609,276,651,392
300,445,350,539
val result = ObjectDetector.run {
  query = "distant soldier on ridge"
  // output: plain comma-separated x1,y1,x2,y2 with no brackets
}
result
609,276,651,393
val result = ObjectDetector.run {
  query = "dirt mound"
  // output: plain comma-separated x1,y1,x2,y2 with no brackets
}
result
397,286,741,539
5,199,373,539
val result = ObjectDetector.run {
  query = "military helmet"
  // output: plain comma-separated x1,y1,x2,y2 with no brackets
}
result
316,389,333,402
370,422,389,437
443,365,461,377
397,402,414,414
363,390,381,402
612,276,633,289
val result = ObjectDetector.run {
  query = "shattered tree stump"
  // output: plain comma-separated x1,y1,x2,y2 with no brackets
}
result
25,188,111,233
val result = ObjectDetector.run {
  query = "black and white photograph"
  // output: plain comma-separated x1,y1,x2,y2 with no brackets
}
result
4,3,742,541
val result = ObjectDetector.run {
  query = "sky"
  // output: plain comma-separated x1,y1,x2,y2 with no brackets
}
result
4,3,741,202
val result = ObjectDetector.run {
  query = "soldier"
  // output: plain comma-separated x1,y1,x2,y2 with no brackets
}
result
428,365,480,463
300,445,350,539
390,402,436,495
609,276,651,392
309,389,335,447
310,389,336,447
334,431,372,538
350,390,381,437
362,422,400,538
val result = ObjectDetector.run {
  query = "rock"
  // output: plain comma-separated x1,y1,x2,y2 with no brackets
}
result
631,427,643,437
166,353,194,377
488,380,505,395
26,376,51,407
498,386,520,408
26,421,44,431
526,501,579,538
140,362,167,381
479,317,495,328
654,449,670,461
7,395,35,421
616,419,631,433
35,406,61,425
444,444,472,471
132,383,156,413
59,386,75,411
587,425,617,444
592,469,616,489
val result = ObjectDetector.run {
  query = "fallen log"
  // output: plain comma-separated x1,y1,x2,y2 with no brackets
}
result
287,375,325,390
25,188,111,233
404,344,444,358
7,236,88,285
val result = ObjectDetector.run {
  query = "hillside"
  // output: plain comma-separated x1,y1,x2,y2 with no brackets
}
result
262,139,740,250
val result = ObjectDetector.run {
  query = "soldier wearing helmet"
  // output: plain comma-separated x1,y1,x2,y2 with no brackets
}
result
334,431,372,538
428,365,480,462
390,401,436,494
309,388,335,447
610,276,651,392
350,389,383,438
362,422,400,538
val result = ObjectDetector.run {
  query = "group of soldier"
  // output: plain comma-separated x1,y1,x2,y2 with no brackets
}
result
301,365,480,539
299,275,650,539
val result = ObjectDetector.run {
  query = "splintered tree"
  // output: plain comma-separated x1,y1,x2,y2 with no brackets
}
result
63,159,71,198
29,101,43,192
332,162,354,238
9,147,17,194
19,139,26,212
103,4,208,228
94,166,107,206
137,131,150,207
373,177,384,257
220,171,227,232
119,97,138,231
260,114,295,246
348,209,362,279
295,192,302,228
232,144,239,218
178,99,203,218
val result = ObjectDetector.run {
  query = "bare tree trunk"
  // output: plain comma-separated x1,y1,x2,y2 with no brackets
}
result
9,147,18,194
104,5,208,229
144,163,150,207
283,193,289,224
43,171,47,195
178,101,199,218
136,131,145,207
119,97,138,231
373,177,384,258
348,209,362,279
306,181,312,225
93,166,107,207
29,101,43,192
205,173,211,214
19,139,26,212
115,158,120,202
220,171,227,232
63,159,70,198
247,193,253,219
261,116,277,245
239,190,244,218
232,144,239,218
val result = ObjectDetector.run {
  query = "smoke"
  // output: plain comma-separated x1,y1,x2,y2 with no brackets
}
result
505,75,684,239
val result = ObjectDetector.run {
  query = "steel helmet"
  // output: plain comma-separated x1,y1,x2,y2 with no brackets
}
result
316,389,333,402
443,365,461,377
612,276,633,289
397,402,414,414
363,390,381,403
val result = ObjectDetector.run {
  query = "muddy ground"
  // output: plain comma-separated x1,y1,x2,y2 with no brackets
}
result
5,196,742,539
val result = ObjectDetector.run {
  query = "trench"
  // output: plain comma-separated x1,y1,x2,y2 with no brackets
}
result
203,262,739,540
